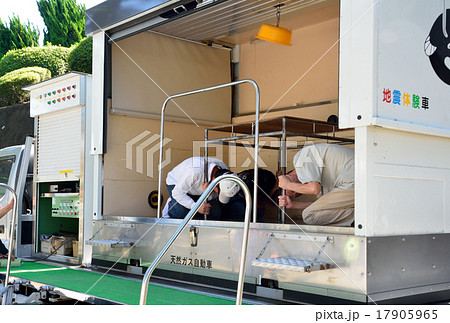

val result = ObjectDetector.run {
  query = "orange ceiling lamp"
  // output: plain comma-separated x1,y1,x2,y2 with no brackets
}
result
255,3,292,46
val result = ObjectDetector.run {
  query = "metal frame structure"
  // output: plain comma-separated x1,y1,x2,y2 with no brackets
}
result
157,79,261,222
13,137,34,258
205,116,354,224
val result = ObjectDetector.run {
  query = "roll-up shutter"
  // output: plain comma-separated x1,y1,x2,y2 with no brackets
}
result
36,107,83,179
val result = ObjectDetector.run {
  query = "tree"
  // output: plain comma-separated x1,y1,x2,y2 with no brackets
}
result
37,0,86,47
0,21,12,58
8,16,40,50
0,16,40,58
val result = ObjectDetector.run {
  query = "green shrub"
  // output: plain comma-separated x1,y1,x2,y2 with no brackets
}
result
68,37,92,74
0,67,51,107
0,46,70,77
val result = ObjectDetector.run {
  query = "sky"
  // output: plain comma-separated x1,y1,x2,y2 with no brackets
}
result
0,0,106,44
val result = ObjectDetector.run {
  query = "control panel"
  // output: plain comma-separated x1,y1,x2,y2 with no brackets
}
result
49,194,80,218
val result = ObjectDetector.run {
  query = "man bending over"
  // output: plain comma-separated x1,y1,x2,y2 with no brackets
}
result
278,143,354,226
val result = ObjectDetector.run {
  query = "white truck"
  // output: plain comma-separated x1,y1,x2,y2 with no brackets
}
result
14,0,450,304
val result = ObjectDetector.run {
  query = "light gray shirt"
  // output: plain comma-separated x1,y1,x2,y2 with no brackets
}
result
293,144,354,194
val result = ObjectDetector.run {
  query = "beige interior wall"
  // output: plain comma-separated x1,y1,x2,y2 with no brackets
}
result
105,30,235,217
238,16,339,117
105,114,196,217
231,9,341,175
111,31,232,125
229,11,340,222
104,113,233,218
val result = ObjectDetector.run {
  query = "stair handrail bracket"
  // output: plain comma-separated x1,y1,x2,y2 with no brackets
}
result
140,174,252,305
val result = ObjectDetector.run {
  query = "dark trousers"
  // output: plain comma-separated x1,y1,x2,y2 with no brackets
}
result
0,239,8,255
220,195,264,222
166,185,222,220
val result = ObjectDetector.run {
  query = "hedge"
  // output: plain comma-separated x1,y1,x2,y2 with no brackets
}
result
0,67,51,107
68,37,92,74
0,46,70,77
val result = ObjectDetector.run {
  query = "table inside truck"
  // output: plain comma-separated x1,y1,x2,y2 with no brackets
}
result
205,116,354,145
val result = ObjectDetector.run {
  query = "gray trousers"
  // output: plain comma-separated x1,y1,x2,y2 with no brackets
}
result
302,188,354,227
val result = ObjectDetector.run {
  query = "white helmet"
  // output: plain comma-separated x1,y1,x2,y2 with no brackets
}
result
215,169,240,204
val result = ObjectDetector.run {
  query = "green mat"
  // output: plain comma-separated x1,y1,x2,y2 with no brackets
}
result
0,262,238,305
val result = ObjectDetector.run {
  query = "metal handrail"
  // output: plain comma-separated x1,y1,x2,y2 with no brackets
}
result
140,174,252,305
157,79,260,224
0,183,18,288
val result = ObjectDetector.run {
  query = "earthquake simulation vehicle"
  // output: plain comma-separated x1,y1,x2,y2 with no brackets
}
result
1,0,450,305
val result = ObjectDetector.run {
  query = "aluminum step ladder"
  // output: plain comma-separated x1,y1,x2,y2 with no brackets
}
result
251,233,333,273
86,223,137,248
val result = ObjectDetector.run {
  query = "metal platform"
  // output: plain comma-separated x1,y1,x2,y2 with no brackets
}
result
252,257,330,273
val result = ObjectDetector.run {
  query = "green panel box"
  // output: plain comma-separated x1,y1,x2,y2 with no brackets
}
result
49,193,80,218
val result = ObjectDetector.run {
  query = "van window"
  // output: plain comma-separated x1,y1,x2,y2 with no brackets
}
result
0,156,16,201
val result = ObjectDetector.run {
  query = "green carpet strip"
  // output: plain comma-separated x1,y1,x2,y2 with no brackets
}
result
0,262,237,305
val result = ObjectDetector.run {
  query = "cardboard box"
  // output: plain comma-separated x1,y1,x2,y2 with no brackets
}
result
40,235,53,254
40,235,75,256
53,236,73,256
72,240,79,258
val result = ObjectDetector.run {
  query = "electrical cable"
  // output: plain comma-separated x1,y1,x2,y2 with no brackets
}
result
21,237,76,263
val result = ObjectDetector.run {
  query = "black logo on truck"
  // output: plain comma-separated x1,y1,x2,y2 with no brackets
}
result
425,9,450,85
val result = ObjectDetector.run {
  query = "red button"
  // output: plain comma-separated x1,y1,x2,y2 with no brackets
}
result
72,85,76,89
72,94,76,98
67,96,71,100
67,86,71,90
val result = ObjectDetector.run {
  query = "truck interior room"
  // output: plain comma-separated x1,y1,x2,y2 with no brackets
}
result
105,0,353,225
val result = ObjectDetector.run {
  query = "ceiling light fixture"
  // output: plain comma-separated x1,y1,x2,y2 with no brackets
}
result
255,3,292,46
